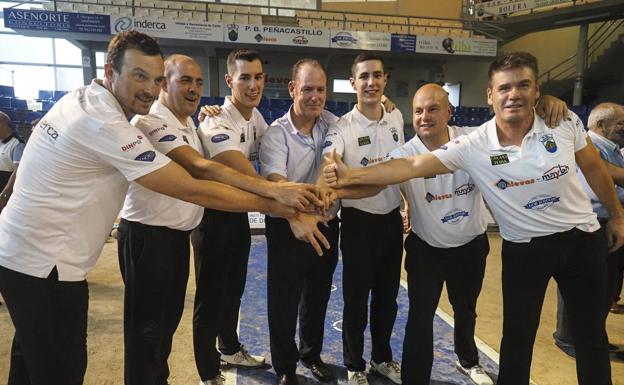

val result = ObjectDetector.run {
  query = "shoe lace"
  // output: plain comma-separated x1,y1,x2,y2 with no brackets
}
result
386,361,401,373
238,345,253,361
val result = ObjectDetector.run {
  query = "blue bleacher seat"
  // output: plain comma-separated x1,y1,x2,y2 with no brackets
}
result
41,101,55,111
53,90,68,101
12,99,28,110
258,98,269,109
336,101,349,111
0,85,15,98
38,90,54,100
269,99,290,109
570,105,587,116
25,111,43,123
325,101,338,112
0,98,11,108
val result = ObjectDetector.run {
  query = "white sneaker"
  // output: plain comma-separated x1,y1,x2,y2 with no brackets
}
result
220,345,265,367
199,373,225,385
347,370,370,385
456,362,494,385
370,360,401,384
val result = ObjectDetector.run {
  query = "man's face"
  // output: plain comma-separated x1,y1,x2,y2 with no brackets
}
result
603,106,624,146
487,66,539,126
164,60,203,119
226,59,265,109
413,87,452,141
105,49,165,117
289,64,327,122
351,60,387,106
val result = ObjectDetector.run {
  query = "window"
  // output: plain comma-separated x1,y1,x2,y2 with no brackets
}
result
333,79,355,94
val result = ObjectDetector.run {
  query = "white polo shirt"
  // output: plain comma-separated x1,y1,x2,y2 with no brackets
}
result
198,96,268,161
121,100,204,231
323,105,404,214
0,80,170,281
0,135,25,172
433,113,599,242
391,125,489,248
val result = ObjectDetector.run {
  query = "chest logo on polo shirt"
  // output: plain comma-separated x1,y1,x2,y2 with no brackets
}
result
211,134,230,143
524,195,560,211
148,126,166,136
541,164,569,181
122,135,143,152
539,133,558,153
240,133,246,143
182,135,189,144
425,192,452,203
441,209,469,224
490,154,509,165
455,183,475,196
495,178,535,190
360,157,369,166
159,135,177,142
358,136,371,146
390,127,399,142
323,140,332,149
135,150,156,162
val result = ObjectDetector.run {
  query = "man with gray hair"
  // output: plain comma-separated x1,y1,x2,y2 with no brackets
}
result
554,102,624,359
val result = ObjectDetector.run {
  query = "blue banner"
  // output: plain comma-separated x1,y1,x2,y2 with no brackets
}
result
3,8,110,34
390,33,416,53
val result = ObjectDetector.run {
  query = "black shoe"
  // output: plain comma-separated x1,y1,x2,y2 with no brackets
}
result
301,359,335,382
277,373,299,385
608,343,619,353
554,340,576,358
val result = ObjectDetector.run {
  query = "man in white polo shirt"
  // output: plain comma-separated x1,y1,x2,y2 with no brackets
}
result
321,52,404,385
324,51,624,385
0,111,24,210
0,31,298,385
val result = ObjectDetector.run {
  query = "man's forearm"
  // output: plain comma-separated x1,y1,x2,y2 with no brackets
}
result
585,167,624,219
335,184,384,199
347,154,445,186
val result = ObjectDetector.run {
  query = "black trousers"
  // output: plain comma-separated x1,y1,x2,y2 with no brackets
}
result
340,207,404,372
402,232,489,384
191,209,251,381
0,265,88,385
497,228,611,385
117,219,191,385
265,216,339,375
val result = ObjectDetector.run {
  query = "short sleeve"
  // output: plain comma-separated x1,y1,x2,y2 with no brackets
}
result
259,125,288,178
569,112,589,152
321,123,345,157
389,141,413,160
133,115,189,155
87,120,170,182
11,142,25,164
198,117,241,157
395,110,405,145
431,135,469,172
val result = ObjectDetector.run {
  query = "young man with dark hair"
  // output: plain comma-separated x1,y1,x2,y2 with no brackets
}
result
0,32,299,385
321,52,404,385
324,51,623,385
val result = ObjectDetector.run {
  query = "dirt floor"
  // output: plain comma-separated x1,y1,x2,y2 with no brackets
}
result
0,232,623,384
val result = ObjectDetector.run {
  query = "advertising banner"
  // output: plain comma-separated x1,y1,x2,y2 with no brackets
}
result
415,35,497,56
476,0,570,16
390,33,416,53
329,30,391,51
110,15,222,41
3,8,110,34
223,23,329,48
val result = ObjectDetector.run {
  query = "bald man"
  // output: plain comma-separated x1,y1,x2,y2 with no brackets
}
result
395,84,494,385
120,54,324,385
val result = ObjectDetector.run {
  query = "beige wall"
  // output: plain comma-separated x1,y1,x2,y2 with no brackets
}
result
321,0,462,19
444,60,491,107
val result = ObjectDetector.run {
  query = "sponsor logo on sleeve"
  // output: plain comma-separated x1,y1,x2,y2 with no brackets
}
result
441,209,469,224
159,135,177,142
524,195,560,210
211,133,230,143
358,136,371,146
135,150,156,162
539,133,558,153
122,135,143,152
322,140,332,149
40,120,59,142
490,154,509,165
148,125,166,136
